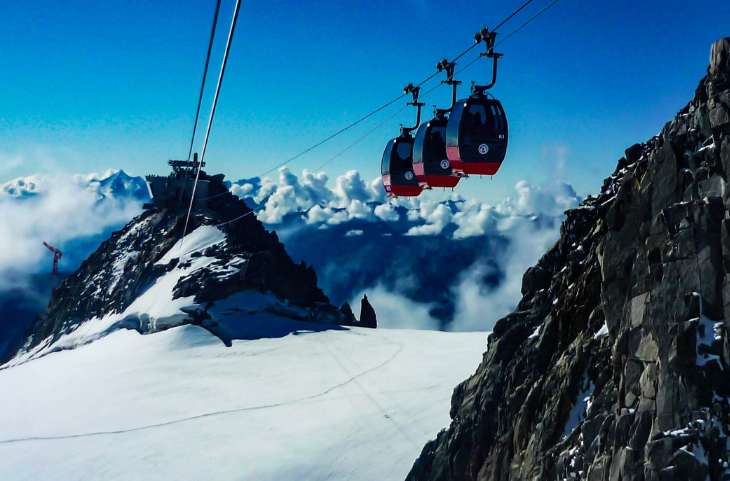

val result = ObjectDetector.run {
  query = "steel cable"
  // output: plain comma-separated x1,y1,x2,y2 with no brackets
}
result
182,0,244,243
186,0,222,161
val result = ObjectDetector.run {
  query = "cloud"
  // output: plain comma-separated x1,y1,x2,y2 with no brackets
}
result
347,216,564,332
1,164,581,336
448,220,562,331
350,285,440,331
346,199,373,221
368,177,386,203
0,154,23,176
452,202,497,239
229,182,255,198
405,202,453,236
452,181,579,239
542,143,570,180
332,170,371,206
239,169,578,240
305,204,331,224
0,172,143,290
238,167,385,227
373,203,399,222
256,168,332,224
247,170,581,332
509,180,578,217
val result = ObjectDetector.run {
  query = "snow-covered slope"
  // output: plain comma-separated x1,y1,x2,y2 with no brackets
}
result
0,324,485,481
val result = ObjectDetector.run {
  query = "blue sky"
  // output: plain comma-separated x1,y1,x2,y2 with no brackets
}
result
1,0,728,201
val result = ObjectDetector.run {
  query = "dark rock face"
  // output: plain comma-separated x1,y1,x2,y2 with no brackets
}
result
407,38,730,481
359,294,377,328
17,173,354,355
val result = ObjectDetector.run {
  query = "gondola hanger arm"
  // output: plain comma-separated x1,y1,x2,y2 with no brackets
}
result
472,27,502,94
401,83,425,134
436,59,461,111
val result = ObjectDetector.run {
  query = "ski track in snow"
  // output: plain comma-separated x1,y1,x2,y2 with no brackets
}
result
313,333,419,448
0,335,404,445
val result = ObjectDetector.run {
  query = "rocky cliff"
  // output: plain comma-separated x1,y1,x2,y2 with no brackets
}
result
14,171,359,361
406,38,730,480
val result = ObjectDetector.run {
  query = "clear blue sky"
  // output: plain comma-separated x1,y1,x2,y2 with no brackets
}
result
1,0,728,201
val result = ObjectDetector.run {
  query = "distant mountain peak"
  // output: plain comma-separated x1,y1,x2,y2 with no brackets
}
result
1,169,150,202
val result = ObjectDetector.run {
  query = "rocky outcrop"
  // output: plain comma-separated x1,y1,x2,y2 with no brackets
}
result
360,294,378,328
407,38,730,480
16,171,356,356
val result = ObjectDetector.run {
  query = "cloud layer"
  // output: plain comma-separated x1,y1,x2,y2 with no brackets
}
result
0,171,146,290
234,168,578,236
0,167,580,334
231,168,580,331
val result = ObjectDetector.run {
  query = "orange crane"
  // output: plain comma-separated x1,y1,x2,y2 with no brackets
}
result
42,242,62,276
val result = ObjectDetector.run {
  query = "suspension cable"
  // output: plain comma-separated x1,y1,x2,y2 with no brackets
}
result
453,0,561,79
199,0,243,167
257,92,407,178
182,0,244,242
186,0,222,161
313,81,445,172
444,0,537,65
497,0,561,45
312,106,409,172
492,0,536,31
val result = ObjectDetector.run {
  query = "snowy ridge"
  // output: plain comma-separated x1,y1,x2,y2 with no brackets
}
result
7,224,322,366
155,225,227,265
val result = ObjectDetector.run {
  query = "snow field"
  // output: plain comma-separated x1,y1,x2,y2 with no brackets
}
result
0,323,486,481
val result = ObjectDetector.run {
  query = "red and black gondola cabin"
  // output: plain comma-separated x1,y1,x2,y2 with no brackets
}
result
446,93,508,176
381,134,422,197
412,113,460,189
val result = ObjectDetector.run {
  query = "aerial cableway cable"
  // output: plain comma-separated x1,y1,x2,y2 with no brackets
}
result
492,0,536,32
313,81,446,172
256,93,408,178
444,0,561,78
198,0,243,167
186,0,222,162
182,0,244,242
496,0,561,45
410,0,536,90
254,0,541,178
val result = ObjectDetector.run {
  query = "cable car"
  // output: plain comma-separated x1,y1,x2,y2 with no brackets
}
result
412,60,461,189
413,113,459,189
446,29,508,176
381,134,421,197
382,84,425,198
446,94,507,175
